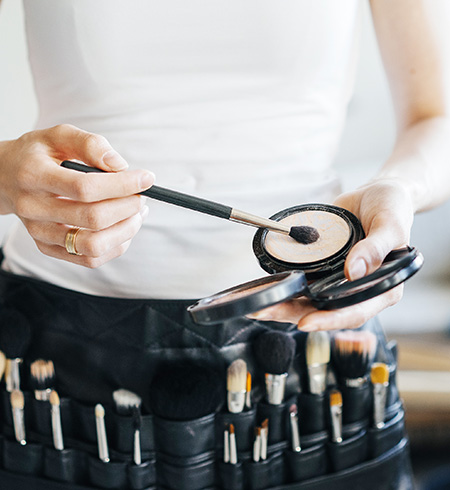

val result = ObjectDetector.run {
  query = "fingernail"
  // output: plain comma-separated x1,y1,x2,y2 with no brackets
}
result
102,150,128,171
298,324,318,332
348,258,367,281
140,171,155,190
140,205,149,220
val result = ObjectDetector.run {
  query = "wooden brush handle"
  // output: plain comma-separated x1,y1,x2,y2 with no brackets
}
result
61,160,233,220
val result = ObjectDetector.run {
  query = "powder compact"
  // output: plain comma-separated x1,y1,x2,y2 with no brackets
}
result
188,204,423,325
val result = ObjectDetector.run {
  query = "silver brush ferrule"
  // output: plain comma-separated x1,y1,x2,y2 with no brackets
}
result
289,411,301,452
7,359,22,393
230,209,291,234
265,373,288,405
96,418,109,463
35,388,52,401
227,390,246,413
373,383,388,429
307,364,327,395
51,403,64,451
330,404,343,443
12,407,26,445
134,429,141,466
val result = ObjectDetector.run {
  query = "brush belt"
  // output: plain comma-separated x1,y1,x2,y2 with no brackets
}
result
0,262,414,490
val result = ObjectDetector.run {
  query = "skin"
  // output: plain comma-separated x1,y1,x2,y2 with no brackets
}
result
0,1,449,330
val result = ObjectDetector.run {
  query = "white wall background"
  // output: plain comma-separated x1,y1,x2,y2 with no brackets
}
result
0,0,449,332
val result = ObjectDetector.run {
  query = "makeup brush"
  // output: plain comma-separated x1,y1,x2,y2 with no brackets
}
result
112,389,142,416
305,331,330,395
0,308,31,392
10,389,26,445
329,389,343,443
253,330,296,405
332,330,377,387
61,160,319,245
289,404,301,452
30,359,56,401
95,404,110,463
148,361,225,421
246,372,252,410
229,424,237,465
370,362,389,429
112,389,143,465
227,359,247,413
50,390,64,451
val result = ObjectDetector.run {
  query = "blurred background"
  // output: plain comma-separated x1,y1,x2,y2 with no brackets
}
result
1,1,450,487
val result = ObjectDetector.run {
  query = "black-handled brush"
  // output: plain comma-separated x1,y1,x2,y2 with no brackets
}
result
60,160,319,244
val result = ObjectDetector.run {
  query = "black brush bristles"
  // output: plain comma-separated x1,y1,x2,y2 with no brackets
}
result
289,226,320,244
253,330,296,375
332,330,377,381
30,359,55,398
0,307,31,359
149,361,225,421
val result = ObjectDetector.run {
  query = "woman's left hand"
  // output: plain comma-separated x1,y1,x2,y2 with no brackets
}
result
250,178,415,331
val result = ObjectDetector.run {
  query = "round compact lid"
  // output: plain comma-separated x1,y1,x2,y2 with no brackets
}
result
188,271,308,325
306,247,424,310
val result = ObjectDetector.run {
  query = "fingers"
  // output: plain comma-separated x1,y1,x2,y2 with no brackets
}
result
297,285,404,332
19,156,154,203
344,214,410,281
247,297,317,324
335,181,414,281
42,124,129,172
19,193,146,230
27,206,149,268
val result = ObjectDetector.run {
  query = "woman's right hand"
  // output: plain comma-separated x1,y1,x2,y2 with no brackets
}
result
0,124,154,268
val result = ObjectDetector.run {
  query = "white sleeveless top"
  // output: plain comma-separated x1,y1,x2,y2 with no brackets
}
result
3,0,361,298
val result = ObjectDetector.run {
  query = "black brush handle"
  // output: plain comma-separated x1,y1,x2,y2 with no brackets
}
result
61,160,233,220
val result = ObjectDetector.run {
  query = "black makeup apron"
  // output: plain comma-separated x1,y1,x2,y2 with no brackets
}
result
0,252,414,490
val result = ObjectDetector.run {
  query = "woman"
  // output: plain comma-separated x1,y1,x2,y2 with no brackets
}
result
0,1,448,488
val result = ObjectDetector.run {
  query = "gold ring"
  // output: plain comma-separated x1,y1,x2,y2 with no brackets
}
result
65,227,82,256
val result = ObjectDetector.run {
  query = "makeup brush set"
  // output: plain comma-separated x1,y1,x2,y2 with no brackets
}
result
0,314,413,490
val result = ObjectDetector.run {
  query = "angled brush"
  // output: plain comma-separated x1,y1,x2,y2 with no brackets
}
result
61,160,319,244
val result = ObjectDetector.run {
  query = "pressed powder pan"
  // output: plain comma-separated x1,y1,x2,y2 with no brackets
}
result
188,204,423,325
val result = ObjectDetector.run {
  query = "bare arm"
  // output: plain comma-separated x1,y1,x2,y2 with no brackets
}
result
369,0,450,212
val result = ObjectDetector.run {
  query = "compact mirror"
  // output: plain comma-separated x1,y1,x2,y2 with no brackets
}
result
188,247,423,325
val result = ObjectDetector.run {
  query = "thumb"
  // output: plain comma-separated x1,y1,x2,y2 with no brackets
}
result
45,124,128,172
345,216,410,281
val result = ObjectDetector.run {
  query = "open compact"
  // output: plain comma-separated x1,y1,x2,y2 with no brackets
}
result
188,204,423,325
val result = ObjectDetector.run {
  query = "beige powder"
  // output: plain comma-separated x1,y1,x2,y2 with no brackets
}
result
264,210,350,263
